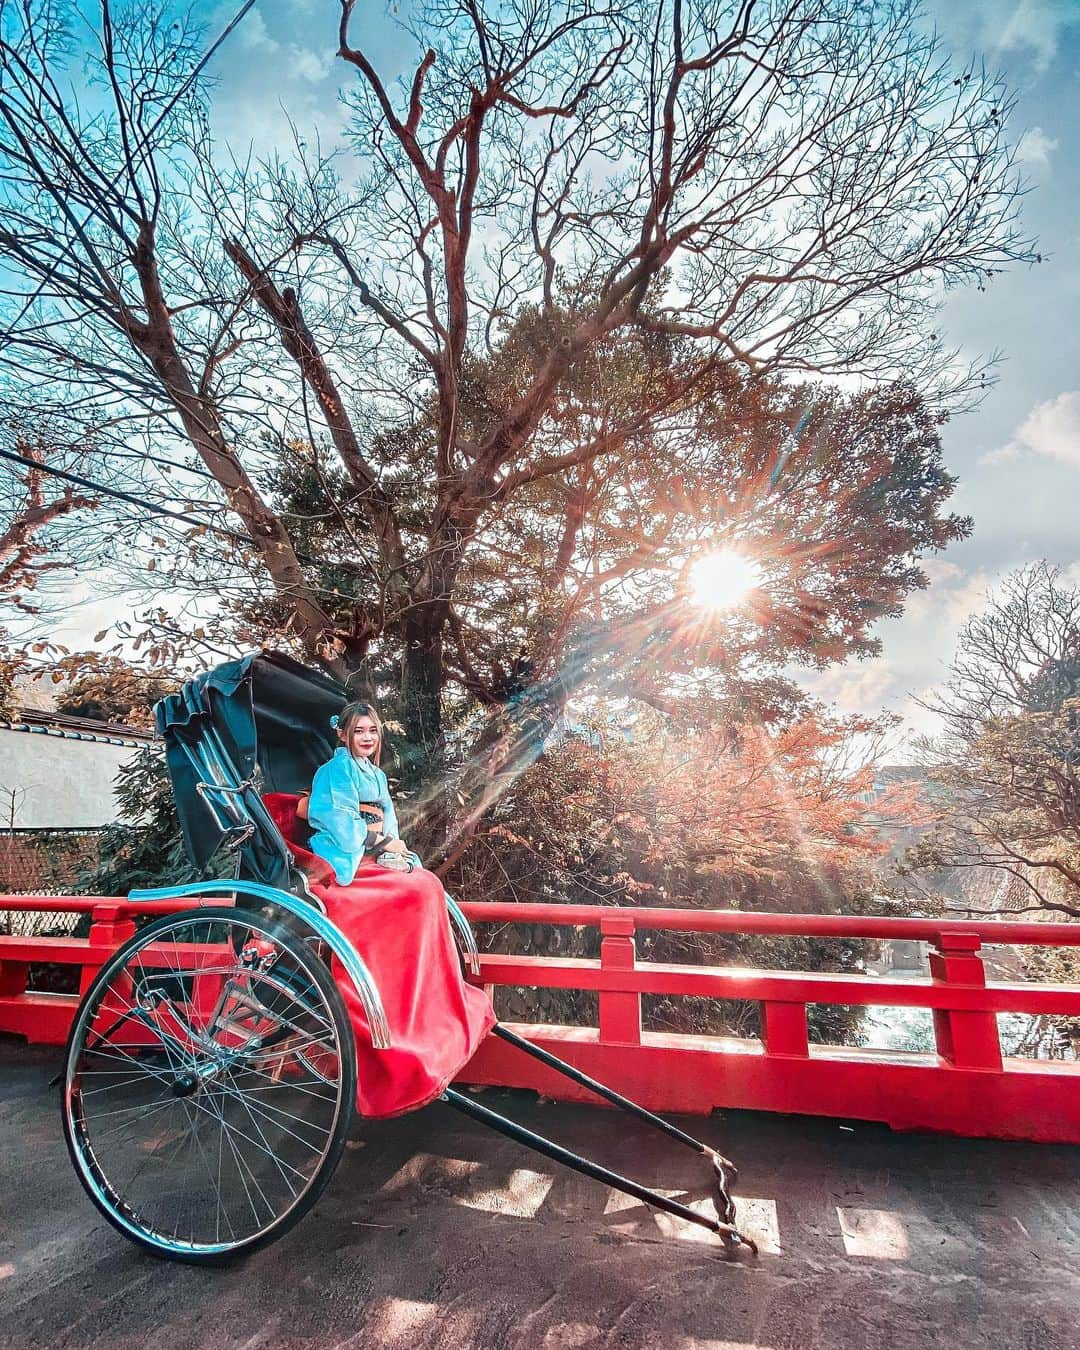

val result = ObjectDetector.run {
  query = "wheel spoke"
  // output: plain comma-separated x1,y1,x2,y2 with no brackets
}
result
64,908,353,1259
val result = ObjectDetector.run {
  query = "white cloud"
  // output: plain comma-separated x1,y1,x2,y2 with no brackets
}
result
799,660,898,716
893,686,949,743
290,46,332,84
930,0,1080,75
1016,126,1059,172
937,568,995,626
978,0,1077,71
979,442,1021,466
794,561,1010,742
994,0,1076,68
902,558,962,618
902,560,994,627
236,11,279,54
1001,391,1080,469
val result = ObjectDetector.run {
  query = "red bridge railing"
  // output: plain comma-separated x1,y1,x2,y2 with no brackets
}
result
0,895,203,1045
3,895,1079,1144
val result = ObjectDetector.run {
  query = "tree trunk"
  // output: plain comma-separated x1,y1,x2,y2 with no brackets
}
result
401,632,444,754
128,224,339,669
396,629,447,851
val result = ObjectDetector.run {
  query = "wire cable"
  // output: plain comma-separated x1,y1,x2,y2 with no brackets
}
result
0,444,250,543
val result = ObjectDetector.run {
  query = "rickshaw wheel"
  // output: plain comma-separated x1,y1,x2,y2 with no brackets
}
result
62,905,356,1265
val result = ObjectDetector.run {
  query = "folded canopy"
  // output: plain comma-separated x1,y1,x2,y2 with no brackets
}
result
155,650,346,887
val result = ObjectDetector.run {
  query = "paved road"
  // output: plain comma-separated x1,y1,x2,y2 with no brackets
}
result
2,1040,1079,1350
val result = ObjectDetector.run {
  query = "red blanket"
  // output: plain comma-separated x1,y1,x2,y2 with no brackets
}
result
262,794,495,1118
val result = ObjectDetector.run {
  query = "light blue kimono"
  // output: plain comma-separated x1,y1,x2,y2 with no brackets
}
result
308,747,402,886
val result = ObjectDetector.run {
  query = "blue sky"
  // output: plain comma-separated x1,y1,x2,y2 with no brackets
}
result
798,0,1080,733
46,0,1080,740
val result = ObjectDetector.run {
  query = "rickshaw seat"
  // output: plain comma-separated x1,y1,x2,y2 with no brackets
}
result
262,792,336,887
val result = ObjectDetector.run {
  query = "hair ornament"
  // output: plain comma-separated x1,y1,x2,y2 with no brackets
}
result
329,714,340,730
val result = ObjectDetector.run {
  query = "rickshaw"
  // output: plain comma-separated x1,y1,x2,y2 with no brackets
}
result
60,651,754,1263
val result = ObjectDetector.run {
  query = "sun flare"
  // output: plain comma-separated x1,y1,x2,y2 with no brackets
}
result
688,549,762,610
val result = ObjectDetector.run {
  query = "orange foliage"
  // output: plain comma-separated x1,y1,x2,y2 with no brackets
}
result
449,705,916,913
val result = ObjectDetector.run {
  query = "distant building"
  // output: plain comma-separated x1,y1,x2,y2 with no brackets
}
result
0,706,153,894
0,706,153,829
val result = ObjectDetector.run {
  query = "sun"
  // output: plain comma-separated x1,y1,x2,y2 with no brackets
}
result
687,549,762,610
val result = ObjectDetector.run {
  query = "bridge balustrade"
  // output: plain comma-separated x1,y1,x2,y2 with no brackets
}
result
2,895,1078,1143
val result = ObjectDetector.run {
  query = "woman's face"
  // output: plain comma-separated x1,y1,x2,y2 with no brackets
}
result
344,715,380,760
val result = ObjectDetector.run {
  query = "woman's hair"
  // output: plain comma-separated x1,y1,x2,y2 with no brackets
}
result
335,700,384,766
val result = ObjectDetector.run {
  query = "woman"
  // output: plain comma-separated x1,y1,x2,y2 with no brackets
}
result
304,701,495,1117
308,701,417,883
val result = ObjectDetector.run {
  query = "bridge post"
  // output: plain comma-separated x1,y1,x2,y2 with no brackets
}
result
929,932,1003,1071
84,905,136,994
0,952,28,1001
761,1000,810,1057
599,914,641,1046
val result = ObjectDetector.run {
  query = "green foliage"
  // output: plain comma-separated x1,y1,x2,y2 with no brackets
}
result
241,368,970,714
226,364,971,867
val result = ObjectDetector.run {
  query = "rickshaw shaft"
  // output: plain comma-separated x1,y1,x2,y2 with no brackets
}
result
442,1088,726,1237
491,1024,728,1166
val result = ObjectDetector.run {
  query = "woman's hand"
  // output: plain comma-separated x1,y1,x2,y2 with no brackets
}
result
381,837,408,855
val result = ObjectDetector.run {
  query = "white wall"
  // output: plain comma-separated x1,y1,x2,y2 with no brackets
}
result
0,728,145,828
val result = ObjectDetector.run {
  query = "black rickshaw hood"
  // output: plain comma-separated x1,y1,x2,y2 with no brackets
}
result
155,650,346,886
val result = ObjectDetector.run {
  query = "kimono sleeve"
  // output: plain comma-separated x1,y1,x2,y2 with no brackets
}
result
308,753,368,885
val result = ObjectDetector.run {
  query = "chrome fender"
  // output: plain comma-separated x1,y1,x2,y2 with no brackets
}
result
128,880,391,1050
443,892,481,977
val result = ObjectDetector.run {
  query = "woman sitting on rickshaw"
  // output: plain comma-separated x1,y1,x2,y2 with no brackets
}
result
307,701,418,880
298,700,495,1118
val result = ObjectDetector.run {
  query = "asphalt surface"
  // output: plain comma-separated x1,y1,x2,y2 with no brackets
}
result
2,1039,1079,1350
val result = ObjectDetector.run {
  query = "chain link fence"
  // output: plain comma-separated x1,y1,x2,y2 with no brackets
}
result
1,828,105,936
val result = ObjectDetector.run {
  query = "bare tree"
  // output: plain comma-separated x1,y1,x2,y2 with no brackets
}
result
0,1,336,645
910,564,1080,918
0,419,106,723
0,433,98,613
0,0,1032,840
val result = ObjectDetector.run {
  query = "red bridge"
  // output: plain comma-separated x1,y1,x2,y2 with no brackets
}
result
2,896,1079,1347
3,895,1079,1143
